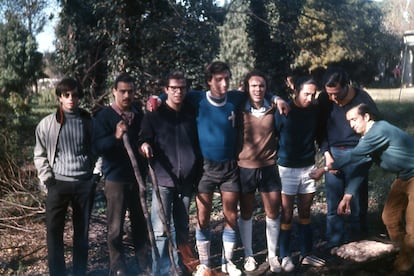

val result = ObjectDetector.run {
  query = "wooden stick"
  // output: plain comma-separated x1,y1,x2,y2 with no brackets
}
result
148,162,180,275
122,134,159,261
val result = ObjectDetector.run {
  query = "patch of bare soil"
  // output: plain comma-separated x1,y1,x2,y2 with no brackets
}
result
0,187,399,275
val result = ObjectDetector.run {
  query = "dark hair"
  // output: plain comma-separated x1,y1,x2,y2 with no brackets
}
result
322,66,349,88
55,77,83,98
205,61,231,85
243,69,268,94
164,70,187,87
294,76,318,93
114,72,135,89
354,103,378,121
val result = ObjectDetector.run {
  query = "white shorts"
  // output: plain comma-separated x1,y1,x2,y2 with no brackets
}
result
278,165,316,195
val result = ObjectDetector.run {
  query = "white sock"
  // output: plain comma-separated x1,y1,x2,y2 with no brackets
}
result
223,241,235,262
266,216,280,258
222,228,237,262
196,240,210,266
238,218,253,257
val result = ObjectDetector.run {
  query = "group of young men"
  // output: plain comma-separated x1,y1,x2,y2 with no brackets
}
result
34,61,414,276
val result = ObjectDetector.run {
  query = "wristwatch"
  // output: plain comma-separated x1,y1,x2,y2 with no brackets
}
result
324,166,329,172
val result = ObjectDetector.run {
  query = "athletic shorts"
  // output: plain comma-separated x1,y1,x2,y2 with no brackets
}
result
197,159,240,193
278,164,316,195
239,165,281,193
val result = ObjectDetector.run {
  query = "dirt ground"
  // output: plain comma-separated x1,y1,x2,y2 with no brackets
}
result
0,186,400,276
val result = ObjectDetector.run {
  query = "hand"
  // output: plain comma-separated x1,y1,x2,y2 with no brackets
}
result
323,152,340,175
115,120,127,139
275,97,290,115
337,194,352,215
146,95,160,112
309,167,325,180
140,142,153,158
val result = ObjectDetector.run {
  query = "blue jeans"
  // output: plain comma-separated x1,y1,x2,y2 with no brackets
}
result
151,186,191,276
325,146,371,247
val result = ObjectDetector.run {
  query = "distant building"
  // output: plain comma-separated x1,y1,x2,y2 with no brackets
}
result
37,78,59,91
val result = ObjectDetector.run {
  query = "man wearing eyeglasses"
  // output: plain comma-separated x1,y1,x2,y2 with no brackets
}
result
34,78,96,276
139,70,202,275
92,73,150,275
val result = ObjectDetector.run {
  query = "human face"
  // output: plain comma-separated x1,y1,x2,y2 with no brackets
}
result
58,89,79,112
346,108,369,135
325,83,348,105
113,81,134,111
248,76,266,108
294,83,317,108
207,71,230,97
165,78,187,110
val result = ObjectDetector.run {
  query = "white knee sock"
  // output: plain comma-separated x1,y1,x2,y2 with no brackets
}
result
196,228,211,266
266,216,280,258
222,228,237,263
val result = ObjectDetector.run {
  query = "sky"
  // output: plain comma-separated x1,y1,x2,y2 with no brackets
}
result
36,4,59,53
36,24,56,53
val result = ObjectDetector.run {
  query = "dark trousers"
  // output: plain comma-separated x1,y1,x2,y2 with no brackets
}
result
104,179,148,271
46,179,95,276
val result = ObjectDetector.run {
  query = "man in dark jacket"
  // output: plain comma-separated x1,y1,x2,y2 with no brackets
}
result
92,73,149,275
140,71,201,276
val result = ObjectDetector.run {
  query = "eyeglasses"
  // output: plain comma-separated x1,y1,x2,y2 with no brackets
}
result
62,92,79,98
167,86,186,92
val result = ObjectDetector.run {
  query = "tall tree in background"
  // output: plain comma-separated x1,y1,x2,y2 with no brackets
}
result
293,0,399,84
55,0,221,100
55,0,107,100
0,0,45,96
0,11,43,96
249,0,304,94
218,0,254,89
0,0,49,35
218,0,304,92
382,0,414,35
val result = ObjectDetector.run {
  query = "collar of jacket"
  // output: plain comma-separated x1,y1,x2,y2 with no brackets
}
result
55,106,91,125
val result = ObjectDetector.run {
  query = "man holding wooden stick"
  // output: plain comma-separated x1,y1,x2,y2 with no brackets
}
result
92,73,150,276
140,70,202,276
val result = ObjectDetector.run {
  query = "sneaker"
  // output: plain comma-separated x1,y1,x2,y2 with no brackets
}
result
193,264,211,276
281,256,295,272
221,260,242,276
268,256,282,273
243,256,257,272
300,255,326,267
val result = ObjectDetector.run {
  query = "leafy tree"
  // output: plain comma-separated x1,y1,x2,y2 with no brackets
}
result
249,0,304,94
218,0,304,94
0,11,43,97
218,0,255,89
0,0,49,35
55,0,221,101
381,0,414,35
292,0,399,84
